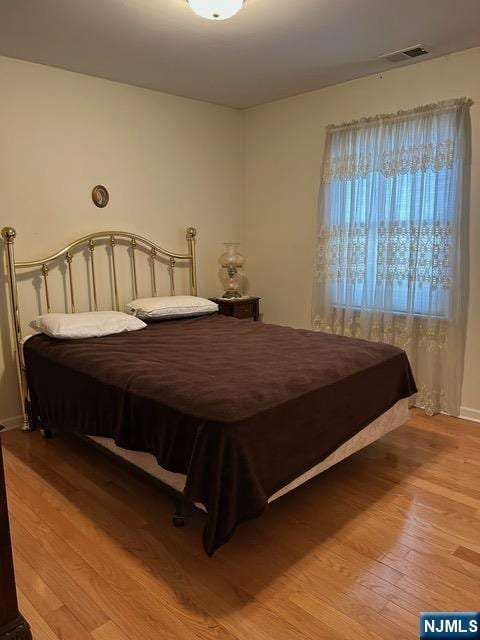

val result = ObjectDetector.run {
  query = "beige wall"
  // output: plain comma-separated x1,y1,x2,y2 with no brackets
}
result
244,47,480,416
0,56,243,422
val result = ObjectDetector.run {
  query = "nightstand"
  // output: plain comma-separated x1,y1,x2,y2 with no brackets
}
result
210,296,261,321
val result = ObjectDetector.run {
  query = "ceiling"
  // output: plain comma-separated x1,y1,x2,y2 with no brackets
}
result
1,0,479,109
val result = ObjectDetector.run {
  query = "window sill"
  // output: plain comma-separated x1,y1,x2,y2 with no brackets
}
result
332,305,448,321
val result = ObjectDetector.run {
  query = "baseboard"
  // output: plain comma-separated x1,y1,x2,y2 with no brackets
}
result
459,406,480,424
0,415,22,432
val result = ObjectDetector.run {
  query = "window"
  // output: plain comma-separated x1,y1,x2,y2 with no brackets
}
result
326,166,453,317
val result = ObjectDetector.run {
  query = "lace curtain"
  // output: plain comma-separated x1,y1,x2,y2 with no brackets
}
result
312,98,472,416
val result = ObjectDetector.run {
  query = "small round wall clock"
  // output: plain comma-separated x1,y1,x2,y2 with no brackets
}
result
92,185,109,208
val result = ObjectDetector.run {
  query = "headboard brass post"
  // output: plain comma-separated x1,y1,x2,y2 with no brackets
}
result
110,235,120,311
186,227,198,296
88,239,98,311
169,257,176,296
66,251,75,313
1,227,32,430
41,263,51,313
131,236,138,300
151,247,157,297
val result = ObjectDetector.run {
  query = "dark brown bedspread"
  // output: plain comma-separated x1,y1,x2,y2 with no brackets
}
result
24,314,416,554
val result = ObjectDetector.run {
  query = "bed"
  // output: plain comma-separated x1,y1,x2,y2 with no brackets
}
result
2,226,416,554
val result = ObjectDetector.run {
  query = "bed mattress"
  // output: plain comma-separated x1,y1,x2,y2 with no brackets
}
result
24,314,416,554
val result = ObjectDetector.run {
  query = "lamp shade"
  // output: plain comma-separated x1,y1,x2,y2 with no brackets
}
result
187,0,244,20
219,243,245,268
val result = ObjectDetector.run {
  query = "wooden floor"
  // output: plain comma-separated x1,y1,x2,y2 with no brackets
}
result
2,409,480,640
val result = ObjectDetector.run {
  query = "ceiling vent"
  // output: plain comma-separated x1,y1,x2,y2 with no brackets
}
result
379,45,429,63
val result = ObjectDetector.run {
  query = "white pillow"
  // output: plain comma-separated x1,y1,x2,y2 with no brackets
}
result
125,296,218,320
30,311,146,339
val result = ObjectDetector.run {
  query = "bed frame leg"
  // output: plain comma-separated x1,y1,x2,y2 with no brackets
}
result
172,498,189,527
20,400,35,432
40,428,53,439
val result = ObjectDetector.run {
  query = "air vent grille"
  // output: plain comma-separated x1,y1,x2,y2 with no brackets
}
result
379,45,428,63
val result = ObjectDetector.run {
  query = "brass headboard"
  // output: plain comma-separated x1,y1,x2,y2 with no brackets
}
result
1,226,197,431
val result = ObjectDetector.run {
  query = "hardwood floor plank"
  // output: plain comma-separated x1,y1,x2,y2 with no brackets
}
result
291,588,415,640
92,621,132,640
396,575,467,611
405,548,480,585
43,605,93,640
13,549,63,617
16,590,61,640
380,601,419,636
453,545,480,568
401,475,480,511
380,554,478,609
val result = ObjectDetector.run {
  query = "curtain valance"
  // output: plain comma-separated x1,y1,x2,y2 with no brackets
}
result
322,98,472,182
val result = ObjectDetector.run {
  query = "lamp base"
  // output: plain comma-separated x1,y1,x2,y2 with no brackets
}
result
222,291,242,299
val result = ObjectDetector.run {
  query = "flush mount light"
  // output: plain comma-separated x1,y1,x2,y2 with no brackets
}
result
187,0,244,20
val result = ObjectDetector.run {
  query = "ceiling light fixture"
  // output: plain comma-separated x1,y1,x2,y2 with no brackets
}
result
187,0,244,21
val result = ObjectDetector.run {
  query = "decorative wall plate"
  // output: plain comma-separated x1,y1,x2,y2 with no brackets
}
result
92,185,109,208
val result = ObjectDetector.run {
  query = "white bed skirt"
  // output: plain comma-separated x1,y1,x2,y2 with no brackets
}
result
88,398,409,511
